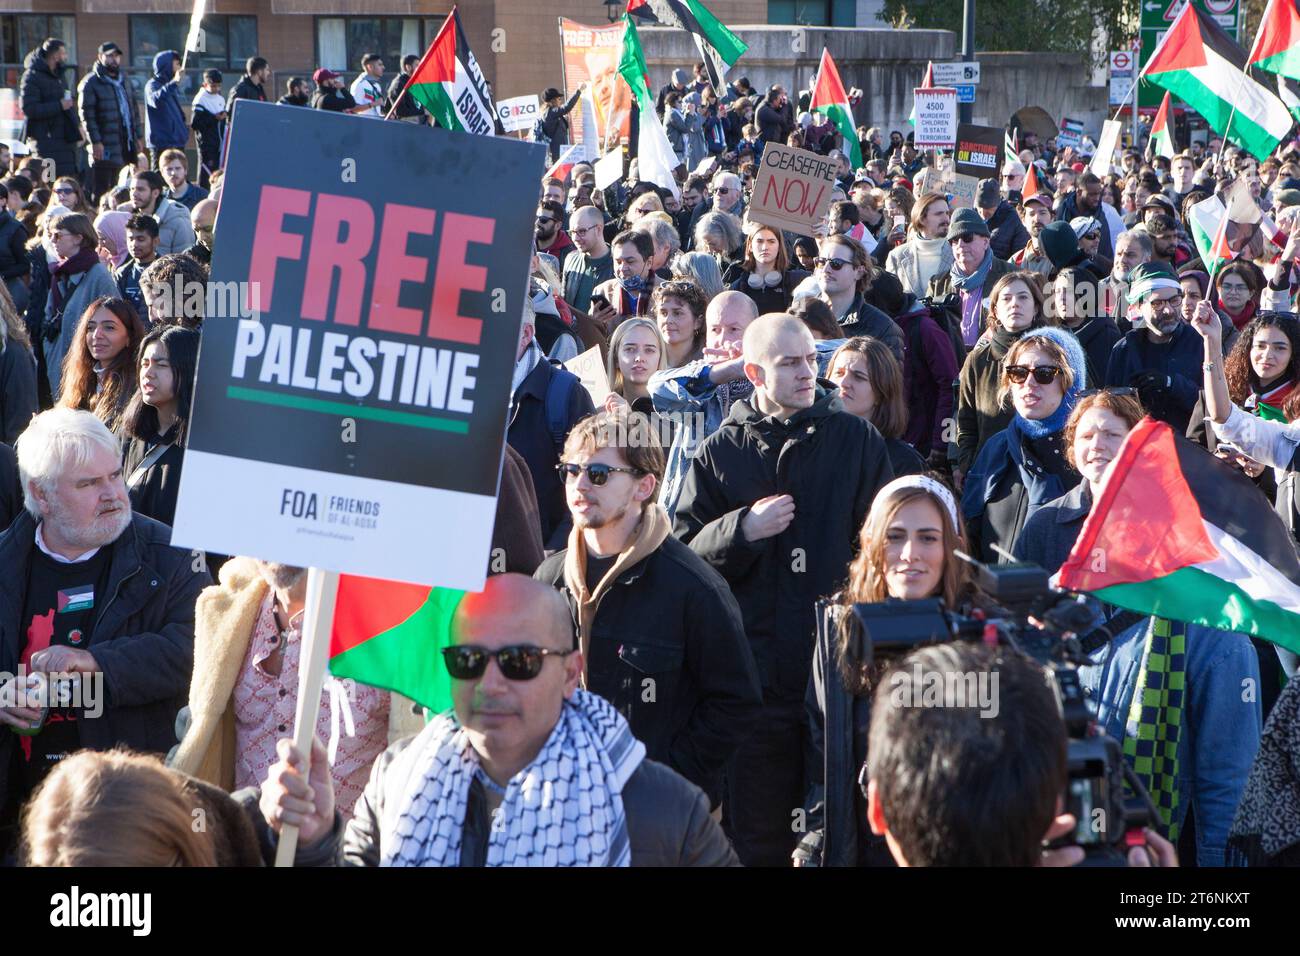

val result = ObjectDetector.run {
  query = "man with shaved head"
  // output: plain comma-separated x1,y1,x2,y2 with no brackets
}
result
185,197,217,266
674,313,895,867
650,290,760,519
250,574,737,866
562,204,613,316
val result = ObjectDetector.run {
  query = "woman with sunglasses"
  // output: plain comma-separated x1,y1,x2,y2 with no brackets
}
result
961,326,1086,564
814,235,903,360
57,295,146,432
1012,389,1261,867
826,337,925,477
954,271,1046,490
51,178,91,217
797,475,977,867
729,222,809,314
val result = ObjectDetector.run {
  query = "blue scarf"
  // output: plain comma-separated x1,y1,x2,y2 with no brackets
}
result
961,390,1080,520
950,247,993,292
1010,390,1075,440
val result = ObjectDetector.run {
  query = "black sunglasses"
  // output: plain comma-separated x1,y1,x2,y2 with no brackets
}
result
442,644,575,681
556,462,645,485
536,215,558,225
814,256,850,270
1005,364,1063,385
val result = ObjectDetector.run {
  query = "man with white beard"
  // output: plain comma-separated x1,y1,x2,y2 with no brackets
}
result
0,408,208,855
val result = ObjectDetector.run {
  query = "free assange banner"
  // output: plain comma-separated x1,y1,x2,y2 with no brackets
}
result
172,101,544,589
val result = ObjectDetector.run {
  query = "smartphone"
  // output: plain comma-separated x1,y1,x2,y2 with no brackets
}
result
892,215,906,229
590,293,611,312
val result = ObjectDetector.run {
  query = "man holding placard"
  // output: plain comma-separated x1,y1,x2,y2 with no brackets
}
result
248,574,739,867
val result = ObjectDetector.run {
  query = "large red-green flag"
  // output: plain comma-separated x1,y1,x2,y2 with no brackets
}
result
626,0,747,93
1249,0,1300,83
810,48,861,169
401,6,495,135
1057,417,1300,654
1142,2,1292,161
328,576,463,714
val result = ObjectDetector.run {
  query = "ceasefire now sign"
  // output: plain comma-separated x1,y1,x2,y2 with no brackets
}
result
749,142,839,234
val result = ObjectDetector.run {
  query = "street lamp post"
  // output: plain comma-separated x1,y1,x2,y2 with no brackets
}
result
604,0,622,24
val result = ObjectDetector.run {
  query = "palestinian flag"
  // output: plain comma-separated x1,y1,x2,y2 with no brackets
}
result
1249,0,1300,83
545,143,587,182
619,13,681,197
1004,126,1019,167
1205,213,1233,280
1277,73,1300,123
1142,2,1293,161
1150,91,1176,159
1021,161,1043,203
1057,417,1300,655
907,61,933,129
626,0,747,93
328,576,463,714
811,48,862,168
403,7,495,135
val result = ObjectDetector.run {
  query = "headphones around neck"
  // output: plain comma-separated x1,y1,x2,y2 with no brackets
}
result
747,270,783,289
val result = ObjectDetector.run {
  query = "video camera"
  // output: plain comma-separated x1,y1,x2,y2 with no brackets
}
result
850,555,1160,866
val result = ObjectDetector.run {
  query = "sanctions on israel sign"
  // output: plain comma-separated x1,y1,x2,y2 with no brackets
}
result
171,101,543,590
749,141,839,235
954,123,1003,179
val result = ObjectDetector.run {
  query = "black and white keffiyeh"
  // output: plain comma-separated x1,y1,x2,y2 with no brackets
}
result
382,689,645,867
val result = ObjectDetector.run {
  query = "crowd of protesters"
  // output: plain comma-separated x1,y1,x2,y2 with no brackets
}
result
1,37,1299,870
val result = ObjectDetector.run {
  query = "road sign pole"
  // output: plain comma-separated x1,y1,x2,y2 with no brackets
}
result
959,0,975,124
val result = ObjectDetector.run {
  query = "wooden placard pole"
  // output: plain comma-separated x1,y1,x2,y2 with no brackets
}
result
274,566,341,868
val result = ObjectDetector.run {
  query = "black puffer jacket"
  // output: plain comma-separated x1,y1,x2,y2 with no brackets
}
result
19,51,80,175
985,201,1030,260
0,511,211,818
673,386,895,700
78,62,140,166
233,742,739,866
0,210,29,284
535,533,762,807
226,75,267,109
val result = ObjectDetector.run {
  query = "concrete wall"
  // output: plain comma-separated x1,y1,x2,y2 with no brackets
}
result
973,52,1109,142
638,25,1109,144
639,25,958,135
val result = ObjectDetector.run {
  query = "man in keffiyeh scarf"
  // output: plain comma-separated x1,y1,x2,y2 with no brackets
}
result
248,575,739,867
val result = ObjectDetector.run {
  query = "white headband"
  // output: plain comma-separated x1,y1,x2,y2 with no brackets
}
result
878,474,960,530
1129,275,1182,303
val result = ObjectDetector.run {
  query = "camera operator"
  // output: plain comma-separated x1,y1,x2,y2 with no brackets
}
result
864,641,1178,866
796,474,976,867
1014,389,1261,866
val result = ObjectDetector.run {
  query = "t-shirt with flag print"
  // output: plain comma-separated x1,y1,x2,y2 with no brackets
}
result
14,543,112,800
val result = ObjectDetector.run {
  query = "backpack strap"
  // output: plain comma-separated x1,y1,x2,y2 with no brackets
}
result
543,361,577,456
